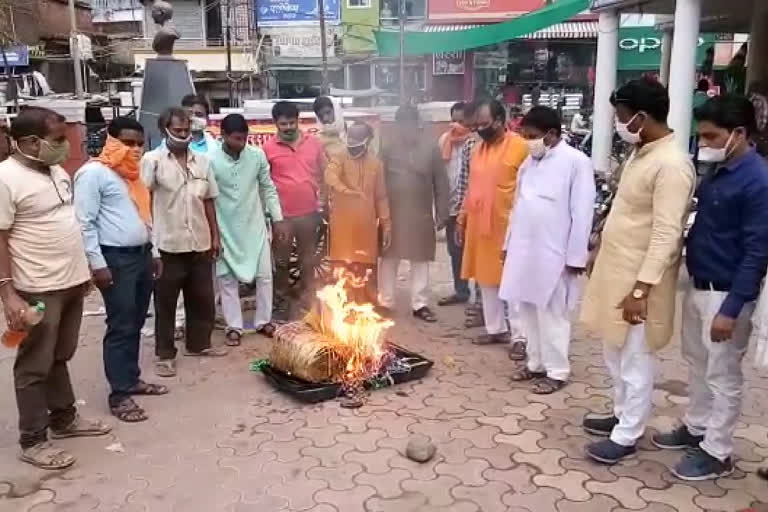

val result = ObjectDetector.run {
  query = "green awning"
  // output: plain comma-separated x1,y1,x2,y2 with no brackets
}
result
618,27,715,71
374,0,590,57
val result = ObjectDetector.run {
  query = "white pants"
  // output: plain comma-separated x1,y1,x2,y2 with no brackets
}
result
216,273,273,332
520,302,571,381
378,258,429,311
604,324,656,446
681,285,753,461
479,286,521,335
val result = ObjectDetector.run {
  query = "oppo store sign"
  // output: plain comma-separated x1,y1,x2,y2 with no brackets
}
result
619,35,706,54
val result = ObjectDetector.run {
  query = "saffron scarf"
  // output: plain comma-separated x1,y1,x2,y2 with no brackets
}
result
439,122,471,161
96,136,151,224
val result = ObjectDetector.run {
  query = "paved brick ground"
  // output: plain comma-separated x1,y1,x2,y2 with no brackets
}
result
2,245,768,512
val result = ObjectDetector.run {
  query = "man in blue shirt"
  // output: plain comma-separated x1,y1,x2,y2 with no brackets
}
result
75,117,167,423
653,95,768,480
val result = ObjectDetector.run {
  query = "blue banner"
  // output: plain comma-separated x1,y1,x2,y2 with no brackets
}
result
257,0,340,25
0,45,29,67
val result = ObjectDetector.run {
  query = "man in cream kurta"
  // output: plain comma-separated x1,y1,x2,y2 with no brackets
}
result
580,79,695,464
500,107,595,395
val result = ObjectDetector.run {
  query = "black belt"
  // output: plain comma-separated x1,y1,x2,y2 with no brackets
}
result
101,244,152,254
692,278,730,292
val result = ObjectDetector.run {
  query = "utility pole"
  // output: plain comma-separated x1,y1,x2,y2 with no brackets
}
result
398,0,405,105
68,0,84,99
318,0,329,95
226,0,234,106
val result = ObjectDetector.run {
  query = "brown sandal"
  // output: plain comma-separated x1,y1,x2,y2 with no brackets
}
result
507,341,528,361
110,397,148,423
510,368,546,382
225,329,242,347
128,380,169,396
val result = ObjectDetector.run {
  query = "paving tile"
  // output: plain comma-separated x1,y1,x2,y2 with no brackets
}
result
561,456,618,483
501,487,565,511
424,395,468,414
328,414,370,434
449,425,499,449
494,430,544,453
261,438,314,462
476,415,523,434
294,425,346,448
266,476,327,511
525,391,570,410
613,505,676,512
483,465,538,494
354,468,410,499
365,491,427,512
585,477,647,509
401,476,461,506
364,412,417,439
502,403,549,421
451,481,511,512
315,485,376,511
307,462,364,491
538,431,593,460
417,502,479,512
694,489,755,511
513,448,567,475
735,424,768,447
555,493,621,512
438,438,473,464
388,452,440,481
336,429,388,453
301,443,356,468
435,459,490,486
343,448,400,474
465,443,518,469
301,506,338,512
717,472,768,503
639,484,703,512
253,419,306,442
534,470,591,501
408,419,478,444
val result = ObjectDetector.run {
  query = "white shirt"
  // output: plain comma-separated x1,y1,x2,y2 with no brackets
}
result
0,157,91,292
499,142,596,311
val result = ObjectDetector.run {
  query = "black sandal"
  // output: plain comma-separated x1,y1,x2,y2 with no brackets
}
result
413,306,437,323
110,397,148,423
510,368,546,382
128,380,169,396
225,329,242,347
531,377,567,395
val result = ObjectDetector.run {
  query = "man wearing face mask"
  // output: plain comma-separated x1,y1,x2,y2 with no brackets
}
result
264,101,326,320
581,78,695,465
141,107,226,379
499,106,595,395
313,95,346,163
325,121,391,304
379,105,449,322
74,117,167,423
1,107,111,469
181,94,217,156
212,114,286,346
652,95,768,481
456,99,527,349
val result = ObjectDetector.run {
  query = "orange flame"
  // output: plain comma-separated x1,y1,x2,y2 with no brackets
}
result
314,268,394,386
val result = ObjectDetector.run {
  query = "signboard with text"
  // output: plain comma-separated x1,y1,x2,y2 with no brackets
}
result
618,27,715,71
427,0,545,22
263,27,337,58
0,45,29,67
257,0,340,25
433,51,465,75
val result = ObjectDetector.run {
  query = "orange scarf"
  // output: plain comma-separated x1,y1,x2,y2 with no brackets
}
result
440,122,471,161
96,136,151,224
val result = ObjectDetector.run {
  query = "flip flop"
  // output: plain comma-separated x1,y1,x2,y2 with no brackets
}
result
531,377,567,395
110,397,148,423
413,307,437,323
510,368,546,382
128,380,169,396
225,329,242,347
19,442,76,470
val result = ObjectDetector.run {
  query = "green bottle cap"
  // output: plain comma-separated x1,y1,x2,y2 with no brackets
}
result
34,301,45,312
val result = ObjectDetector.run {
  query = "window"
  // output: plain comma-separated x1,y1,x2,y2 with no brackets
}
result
348,0,371,8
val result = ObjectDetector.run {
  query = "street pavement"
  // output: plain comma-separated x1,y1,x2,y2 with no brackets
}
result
2,244,768,512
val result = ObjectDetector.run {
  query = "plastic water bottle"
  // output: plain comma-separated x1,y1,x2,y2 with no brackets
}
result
2,302,45,348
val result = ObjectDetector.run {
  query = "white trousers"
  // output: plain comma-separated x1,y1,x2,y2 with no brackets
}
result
479,286,522,335
378,258,429,311
604,324,656,446
216,273,273,332
520,302,571,381
681,285,753,461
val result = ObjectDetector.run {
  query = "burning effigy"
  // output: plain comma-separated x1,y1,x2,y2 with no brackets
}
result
262,269,433,404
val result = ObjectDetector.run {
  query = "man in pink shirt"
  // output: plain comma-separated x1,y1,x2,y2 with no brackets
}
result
263,101,326,320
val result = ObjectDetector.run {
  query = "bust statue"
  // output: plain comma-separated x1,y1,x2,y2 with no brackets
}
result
150,0,180,57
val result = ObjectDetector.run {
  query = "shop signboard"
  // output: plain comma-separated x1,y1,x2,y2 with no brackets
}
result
257,0,340,25
0,45,29,67
433,51,465,75
427,0,545,21
263,27,337,58
618,27,715,71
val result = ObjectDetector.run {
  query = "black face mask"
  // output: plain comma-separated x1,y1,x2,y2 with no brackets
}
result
477,125,497,141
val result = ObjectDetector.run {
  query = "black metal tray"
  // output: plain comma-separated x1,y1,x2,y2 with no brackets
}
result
261,343,433,403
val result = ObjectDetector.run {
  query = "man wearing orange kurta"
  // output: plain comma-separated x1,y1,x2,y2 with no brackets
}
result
326,121,391,304
457,99,528,348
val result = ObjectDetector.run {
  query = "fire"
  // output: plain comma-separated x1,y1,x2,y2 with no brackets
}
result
313,268,394,387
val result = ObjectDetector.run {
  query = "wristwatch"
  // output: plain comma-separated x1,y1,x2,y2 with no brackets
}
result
632,288,646,300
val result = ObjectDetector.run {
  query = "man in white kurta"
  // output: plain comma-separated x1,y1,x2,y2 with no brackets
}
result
499,106,595,394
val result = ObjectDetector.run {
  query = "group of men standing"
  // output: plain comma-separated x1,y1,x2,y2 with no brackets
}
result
2,77,768,484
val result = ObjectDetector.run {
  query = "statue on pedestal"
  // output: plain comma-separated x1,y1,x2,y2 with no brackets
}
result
143,0,180,57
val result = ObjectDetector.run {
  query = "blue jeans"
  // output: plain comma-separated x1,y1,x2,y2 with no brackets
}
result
445,216,470,300
100,245,154,406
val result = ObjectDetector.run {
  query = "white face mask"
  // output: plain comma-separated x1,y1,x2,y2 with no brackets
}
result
615,112,643,145
526,137,548,159
698,131,735,163
190,116,208,133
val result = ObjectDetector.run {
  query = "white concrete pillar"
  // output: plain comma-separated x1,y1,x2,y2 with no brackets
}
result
344,64,352,90
747,1,768,86
660,30,673,86
667,0,701,151
591,9,619,174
